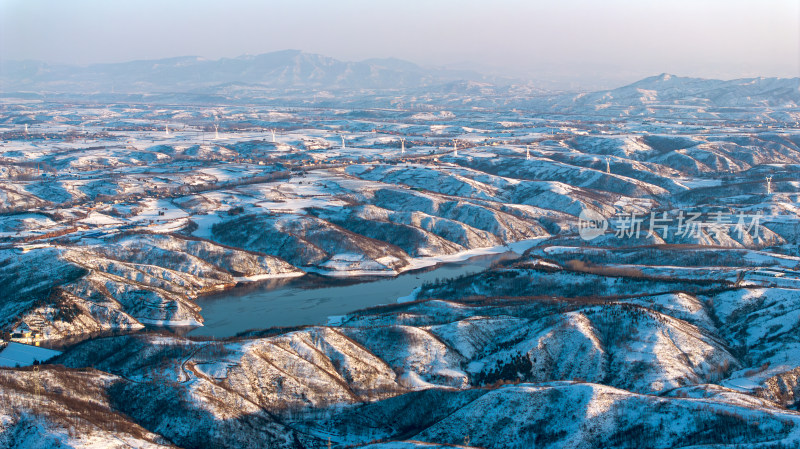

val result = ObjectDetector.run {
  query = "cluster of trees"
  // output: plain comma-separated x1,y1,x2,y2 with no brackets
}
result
473,352,533,386
0,366,157,444
418,261,731,304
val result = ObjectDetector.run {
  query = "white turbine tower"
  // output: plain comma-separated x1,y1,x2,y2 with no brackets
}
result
165,125,170,136
271,129,276,143
214,124,220,140
452,139,458,157
606,157,611,174
341,135,346,149
526,145,530,160
24,124,28,134
766,175,773,194
400,138,406,155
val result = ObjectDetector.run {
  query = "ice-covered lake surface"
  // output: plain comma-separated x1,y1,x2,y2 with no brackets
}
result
189,250,519,337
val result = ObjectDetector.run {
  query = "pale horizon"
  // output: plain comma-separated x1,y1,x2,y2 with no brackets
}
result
2,0,798,89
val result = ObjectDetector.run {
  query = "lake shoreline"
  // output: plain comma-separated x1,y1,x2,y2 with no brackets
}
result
185,239,544,338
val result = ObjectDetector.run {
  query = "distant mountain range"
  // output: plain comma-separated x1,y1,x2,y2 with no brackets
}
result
1,50,798,112
0,49,493,93
553,73,800,109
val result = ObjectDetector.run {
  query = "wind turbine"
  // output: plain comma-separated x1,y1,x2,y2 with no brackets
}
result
452,139,458,157
606,157,611,174
341,135,346,150
400,138,406,154
766,175,773,194
165,125,170,136
526,145,530,160
214,124,220,140
271,129,276,143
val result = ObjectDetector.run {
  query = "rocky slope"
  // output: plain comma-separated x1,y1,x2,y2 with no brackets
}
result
15,262,800,448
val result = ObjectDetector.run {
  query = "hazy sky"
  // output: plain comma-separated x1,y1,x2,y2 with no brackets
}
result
1,0,798,88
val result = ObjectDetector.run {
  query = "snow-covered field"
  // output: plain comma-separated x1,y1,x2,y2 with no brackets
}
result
0,89,799,448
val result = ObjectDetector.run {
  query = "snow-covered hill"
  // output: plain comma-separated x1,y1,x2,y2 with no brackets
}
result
2,78,800,447
25,270,800,448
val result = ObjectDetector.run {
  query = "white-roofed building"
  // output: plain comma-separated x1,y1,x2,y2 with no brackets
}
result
0,342,61,367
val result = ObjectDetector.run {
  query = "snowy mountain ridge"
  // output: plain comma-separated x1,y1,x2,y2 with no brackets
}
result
3,51,798,113
0,50,490,93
